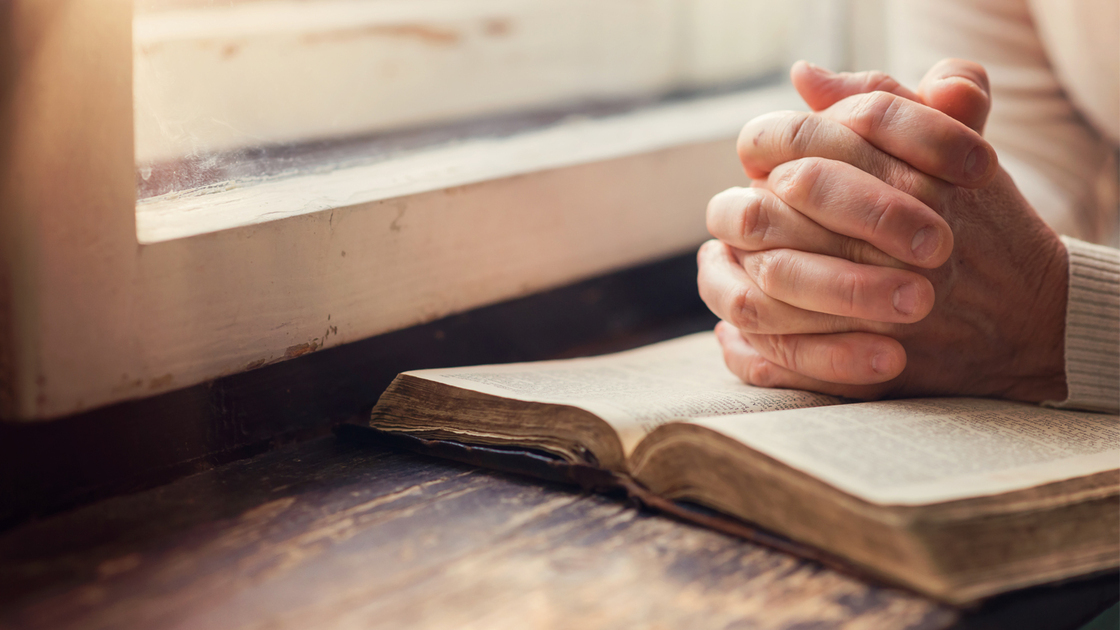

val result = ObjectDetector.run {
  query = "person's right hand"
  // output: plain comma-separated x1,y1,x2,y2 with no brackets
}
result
698,59,1069,403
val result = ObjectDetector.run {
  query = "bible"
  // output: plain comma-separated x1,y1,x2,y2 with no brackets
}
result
369,332,1119,604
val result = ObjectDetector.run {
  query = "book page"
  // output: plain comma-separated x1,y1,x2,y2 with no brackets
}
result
407,332,839,455
691,398,1120,505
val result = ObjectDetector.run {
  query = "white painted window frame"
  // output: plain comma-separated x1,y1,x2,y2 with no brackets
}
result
0,0,852,420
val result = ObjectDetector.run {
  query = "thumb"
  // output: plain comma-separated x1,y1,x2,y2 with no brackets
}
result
917,58,991,133
791,60,920,111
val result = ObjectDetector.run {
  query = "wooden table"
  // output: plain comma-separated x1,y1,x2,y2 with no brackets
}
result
0,435,1115,630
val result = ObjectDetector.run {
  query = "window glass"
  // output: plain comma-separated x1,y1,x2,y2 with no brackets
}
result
134,0,831,200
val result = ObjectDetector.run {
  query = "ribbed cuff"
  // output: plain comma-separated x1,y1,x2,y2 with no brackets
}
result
1046,236,1120,414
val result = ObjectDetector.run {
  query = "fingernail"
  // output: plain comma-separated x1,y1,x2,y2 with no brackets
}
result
893,283,917,315
872,352,894,375
910,226,940,262
964,146,990,180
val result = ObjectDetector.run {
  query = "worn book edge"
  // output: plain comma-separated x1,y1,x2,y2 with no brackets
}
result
336,422,978,603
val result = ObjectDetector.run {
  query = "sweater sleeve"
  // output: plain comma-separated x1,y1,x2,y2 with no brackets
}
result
1046,237,1120,413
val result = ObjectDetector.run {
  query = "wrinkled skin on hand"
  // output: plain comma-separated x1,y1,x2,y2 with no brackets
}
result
697,59,1068,403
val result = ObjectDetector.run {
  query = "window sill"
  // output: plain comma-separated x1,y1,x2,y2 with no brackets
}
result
136,85,796,243
3,1,816,420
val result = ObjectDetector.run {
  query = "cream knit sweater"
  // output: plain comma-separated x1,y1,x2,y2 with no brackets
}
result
888,0,1119,412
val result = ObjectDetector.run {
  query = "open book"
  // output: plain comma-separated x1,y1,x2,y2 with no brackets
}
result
369,332,1119,604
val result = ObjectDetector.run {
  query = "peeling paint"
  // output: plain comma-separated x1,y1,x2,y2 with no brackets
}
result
390,206,406,232
111,378,145,395
149,374,174,390
482,18,512,37
302,24,460,46
284,341,320,359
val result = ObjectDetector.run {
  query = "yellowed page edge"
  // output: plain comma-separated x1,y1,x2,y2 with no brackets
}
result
404,332,839,456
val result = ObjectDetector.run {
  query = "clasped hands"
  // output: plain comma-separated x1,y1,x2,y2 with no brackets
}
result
698,59,1069,403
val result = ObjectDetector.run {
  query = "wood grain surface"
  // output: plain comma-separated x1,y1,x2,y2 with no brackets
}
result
0,437,1113,630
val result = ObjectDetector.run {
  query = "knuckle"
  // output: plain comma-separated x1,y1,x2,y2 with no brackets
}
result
781,112,820,156
837,236,884,266
750,249,788,295
737,111,797,171
746,358,778,387
773,157,825,206
698,238,722,259
736,114,769,156
723,347,746,382
696,241,721,282
773,335,803,374
696,244,717,278
862,70,899,94
836,236,859,262
735,121,754,156
864,193,897,239
849,91,900,137
881,162,947,212
882,160,923,198
736,191,772,245
735,126,759,174
705,189,735,236
950,58,990,92
696,242,710,267
728,285,762,333
835,270,865,316
826,344,850,380
696,267,711,301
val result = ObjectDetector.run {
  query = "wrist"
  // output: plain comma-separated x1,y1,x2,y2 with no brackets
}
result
1002,232,1068,404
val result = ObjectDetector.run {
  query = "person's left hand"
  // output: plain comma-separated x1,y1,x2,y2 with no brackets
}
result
697,60,1069,403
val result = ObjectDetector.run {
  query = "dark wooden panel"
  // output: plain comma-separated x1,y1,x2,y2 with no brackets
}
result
0,435,1112,630
0,436,956,630
0,252,716,529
